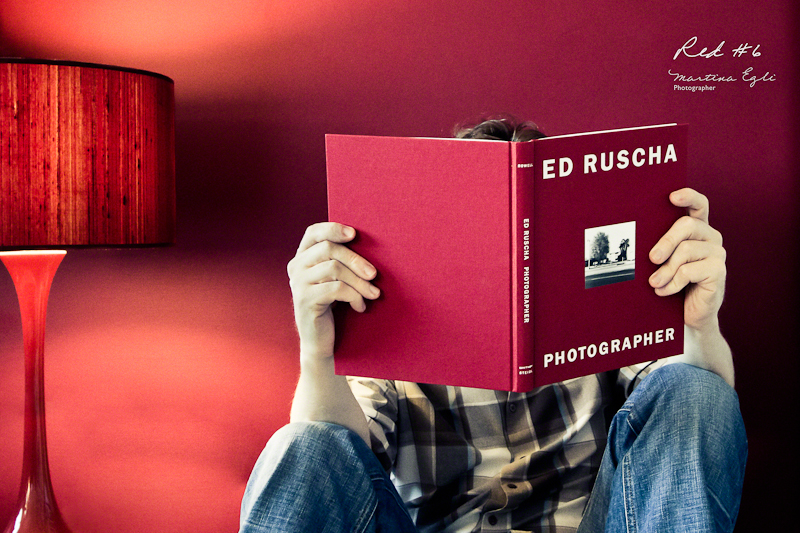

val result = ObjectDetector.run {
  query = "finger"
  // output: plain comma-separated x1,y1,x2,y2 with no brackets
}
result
649,240,725,293
296,222,357,255
293,238,377,281
669,188,710,224
651,258,724,298
299,279,369,313
305,259,381,301
649,215,722,265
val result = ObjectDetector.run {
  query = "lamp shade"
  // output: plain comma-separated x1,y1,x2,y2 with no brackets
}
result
0,59,175,247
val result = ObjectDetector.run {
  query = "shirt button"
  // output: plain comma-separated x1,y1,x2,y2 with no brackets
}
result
508,402,517,413
487,515,498,525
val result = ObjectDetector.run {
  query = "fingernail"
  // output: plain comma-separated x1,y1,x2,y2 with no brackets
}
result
364,264,376,278
650,249,662,263
369,285,380,298
343,226,355,238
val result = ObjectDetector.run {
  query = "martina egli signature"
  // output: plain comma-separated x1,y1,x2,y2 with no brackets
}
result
669,36,776,88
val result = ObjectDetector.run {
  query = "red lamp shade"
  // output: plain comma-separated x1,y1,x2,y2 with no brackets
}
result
1,59,175,533
0,59,176,247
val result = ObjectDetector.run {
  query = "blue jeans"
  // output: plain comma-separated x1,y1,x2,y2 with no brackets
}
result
240,364,747,533
240,419,418,533
576,363,747,532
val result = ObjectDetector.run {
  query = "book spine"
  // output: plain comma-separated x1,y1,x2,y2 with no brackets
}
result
510,142,535,392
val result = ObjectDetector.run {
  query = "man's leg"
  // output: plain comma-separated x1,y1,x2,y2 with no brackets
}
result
578,363,747,533
240,421,418,533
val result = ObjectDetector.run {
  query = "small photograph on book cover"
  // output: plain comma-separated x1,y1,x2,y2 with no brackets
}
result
584,221,636,289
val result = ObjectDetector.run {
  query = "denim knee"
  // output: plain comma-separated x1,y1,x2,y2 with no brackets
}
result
632,364,745,439
624,363,748,529
625,363,746,449
247,422,358,487
266,421,359,459
240,422,380,533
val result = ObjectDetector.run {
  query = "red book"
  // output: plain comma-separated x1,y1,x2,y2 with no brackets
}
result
327,124,687,391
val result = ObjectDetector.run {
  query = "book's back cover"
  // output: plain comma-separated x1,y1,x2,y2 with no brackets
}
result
326,135,517,390
531,125,686,385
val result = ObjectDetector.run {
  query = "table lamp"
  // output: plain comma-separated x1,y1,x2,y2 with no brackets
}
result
0,59,175,533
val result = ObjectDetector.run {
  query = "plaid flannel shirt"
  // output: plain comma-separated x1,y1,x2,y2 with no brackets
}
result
347,361,664,533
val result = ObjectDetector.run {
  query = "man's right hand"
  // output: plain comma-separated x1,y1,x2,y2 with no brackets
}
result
287,222,380,362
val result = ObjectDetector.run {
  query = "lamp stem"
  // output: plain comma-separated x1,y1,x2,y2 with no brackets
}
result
1,251,72,533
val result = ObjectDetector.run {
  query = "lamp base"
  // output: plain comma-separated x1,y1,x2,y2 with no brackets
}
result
0,251,73,533
2,510,73,533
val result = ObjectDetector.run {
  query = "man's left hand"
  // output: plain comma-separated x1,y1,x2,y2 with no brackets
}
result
649,188,727,333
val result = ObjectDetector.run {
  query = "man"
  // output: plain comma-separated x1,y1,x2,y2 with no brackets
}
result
240,118,746,533
619,238,629,262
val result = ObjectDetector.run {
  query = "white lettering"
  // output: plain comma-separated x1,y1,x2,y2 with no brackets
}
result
632,148,645,167
543,159,556,179
617,149,629,169
581,145,676,174
600,152,614,172
542,328,679,367
522,266,530,324
584,153,597,174
664,144,677,163
559,157,573,178
673,36,725,60
649,146,661,165
742,67,777,88
523,230,530,261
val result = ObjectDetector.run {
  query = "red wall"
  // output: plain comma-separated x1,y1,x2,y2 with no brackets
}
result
1,1,797,531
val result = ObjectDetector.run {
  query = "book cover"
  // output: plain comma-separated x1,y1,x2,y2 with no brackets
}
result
326,124,687,391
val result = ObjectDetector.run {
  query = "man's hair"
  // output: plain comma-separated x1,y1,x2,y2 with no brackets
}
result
453,115,546,142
